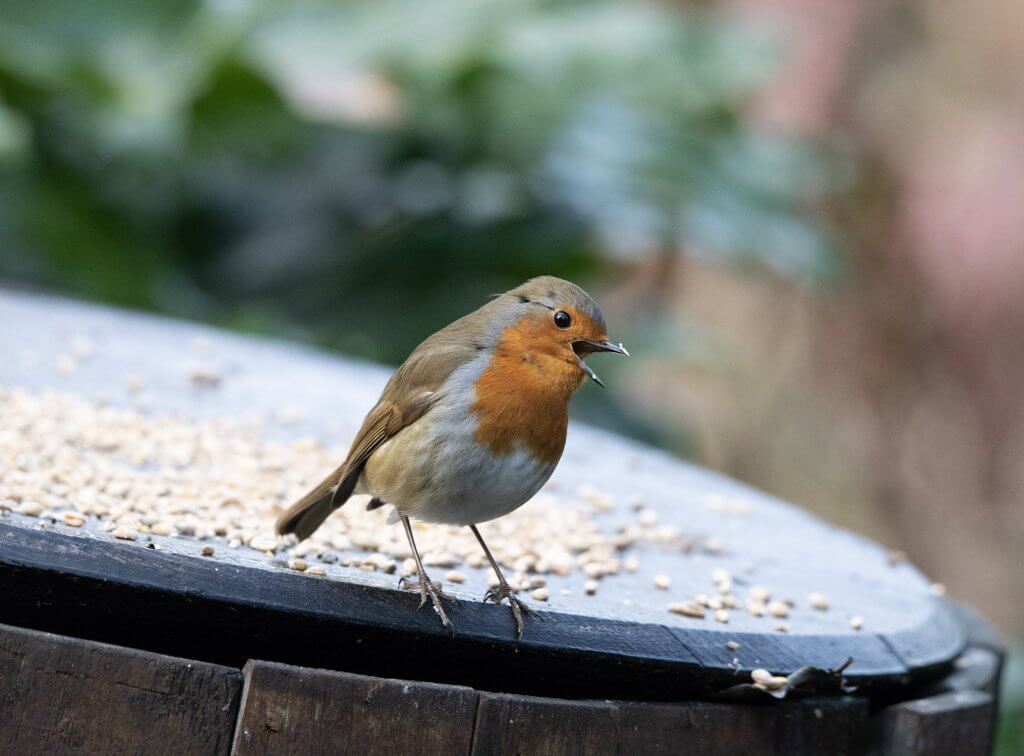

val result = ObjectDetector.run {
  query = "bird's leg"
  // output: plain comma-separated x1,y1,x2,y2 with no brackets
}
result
470,524,539,639
398,516,455,630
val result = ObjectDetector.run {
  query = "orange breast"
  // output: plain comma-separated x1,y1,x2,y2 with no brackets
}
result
470,318,583,465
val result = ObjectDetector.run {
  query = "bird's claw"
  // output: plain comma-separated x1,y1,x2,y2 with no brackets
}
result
398,575,457,630
483,583,540,639
399,575,460,605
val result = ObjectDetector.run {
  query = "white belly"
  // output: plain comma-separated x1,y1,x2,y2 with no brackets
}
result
362,398,556,525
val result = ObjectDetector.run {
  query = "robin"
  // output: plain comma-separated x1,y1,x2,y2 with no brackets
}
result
275,276,627,636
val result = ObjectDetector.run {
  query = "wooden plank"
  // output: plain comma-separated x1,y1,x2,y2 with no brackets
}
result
233,661,478,755
873,690,995,756
928,650,1003,756
774,697,870,755
471,691,869,756
0,623,241,755
471,692,773,756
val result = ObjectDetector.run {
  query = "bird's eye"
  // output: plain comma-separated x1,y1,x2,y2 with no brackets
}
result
554,310,571,328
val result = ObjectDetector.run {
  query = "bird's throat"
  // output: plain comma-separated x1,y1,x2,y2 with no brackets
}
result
470,321,580,465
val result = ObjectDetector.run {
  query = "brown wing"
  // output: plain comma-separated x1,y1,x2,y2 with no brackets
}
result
328,387,437,508
275,311,488,540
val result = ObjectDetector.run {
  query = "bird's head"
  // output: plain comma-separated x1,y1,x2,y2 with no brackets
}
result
500,276,628,389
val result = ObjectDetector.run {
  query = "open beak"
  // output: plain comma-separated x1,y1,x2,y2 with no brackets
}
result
572,340,629,387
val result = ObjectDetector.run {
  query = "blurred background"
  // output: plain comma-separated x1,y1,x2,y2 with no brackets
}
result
0,0,1020,748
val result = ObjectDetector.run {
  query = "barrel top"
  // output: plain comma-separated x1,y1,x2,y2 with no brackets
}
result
0,289,965,698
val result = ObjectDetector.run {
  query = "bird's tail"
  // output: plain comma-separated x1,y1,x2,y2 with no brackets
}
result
275,464,355,541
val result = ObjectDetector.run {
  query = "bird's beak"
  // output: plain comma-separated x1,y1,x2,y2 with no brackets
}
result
579,340,630,357
572,340,629,387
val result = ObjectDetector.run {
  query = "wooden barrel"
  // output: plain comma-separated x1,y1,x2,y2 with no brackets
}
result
0,290,1004,755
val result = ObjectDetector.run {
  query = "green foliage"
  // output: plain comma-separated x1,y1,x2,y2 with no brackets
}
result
997,708,1023,756
0,0,840,363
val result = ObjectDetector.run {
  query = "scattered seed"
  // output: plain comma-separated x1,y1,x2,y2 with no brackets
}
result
751,669,786,690
711,568,731,584
768,601,789,618
726,640,741,650
306,566,326,576
714,609,729,623
0,386,825,613
668,601,705,618
423,552,460,568
531,587,549,602
850,616,864,630
249,535,278,552
288,558,308,572
16,501,44,517
808,592,829,610
61,511,85,527
748,585,770,602
929,583,947,597
653,574,671,590
445,570,466,584
703,536,726,553
188,364,222,387
774,622,790,633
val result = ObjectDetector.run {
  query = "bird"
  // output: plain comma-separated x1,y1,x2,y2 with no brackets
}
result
275,276,627,637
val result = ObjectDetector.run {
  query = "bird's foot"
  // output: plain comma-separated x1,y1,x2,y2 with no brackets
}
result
399,575,460,605
399,574,457,630
484,583,540,639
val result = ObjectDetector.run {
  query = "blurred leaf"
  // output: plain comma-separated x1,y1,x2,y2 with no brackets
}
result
0,0,843,365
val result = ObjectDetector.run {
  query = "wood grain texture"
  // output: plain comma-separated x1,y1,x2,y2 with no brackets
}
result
470,691,869,756
0,623,241,755
233,661,477,756
872,690,995,756
774,697,871,755
0,290,976,697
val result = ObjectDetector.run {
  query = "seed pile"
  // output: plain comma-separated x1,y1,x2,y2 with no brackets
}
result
0,386,866,631
0,387,659,578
